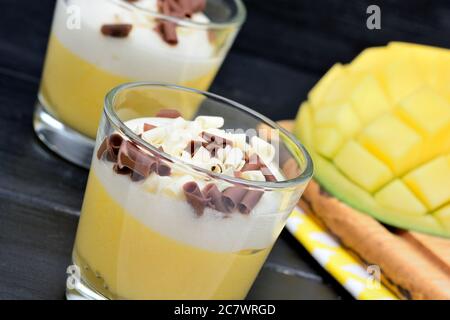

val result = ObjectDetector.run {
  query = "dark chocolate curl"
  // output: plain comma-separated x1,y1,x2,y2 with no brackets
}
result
113,164,132,175
118,141,158,178
156,109,182,118
238,190,264,214
203,184,229,213
222,187,248,212
108,134,124,161
183,182,208,216
101,24,133,38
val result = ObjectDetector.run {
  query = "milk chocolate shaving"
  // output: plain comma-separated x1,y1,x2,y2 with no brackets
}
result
101,24,133,38
156,161,171,176
155,0,206,45
118,141,158,178
261,165,278,182
97,139,108,160
183,181,209,216
156,109,182,118
238,190,264,214
144,123,157,132
113,164,132,175
222,187,248,212
154,21,178,45
203,184,229,213
96,134,123,162
241,153,263,172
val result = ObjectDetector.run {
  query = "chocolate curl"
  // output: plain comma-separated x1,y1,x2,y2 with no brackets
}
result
96,138,108,160
203,184,229,213
188,0,206,13
101,24,133,38
144,123,157,132
118,141,158,178
156,109,182,118
238,190,264,214
107,134,124,162
222,187,248,212
113,164,132,175
261,165,278,182
241,153,262,172
183,182,209,216
156,160,172,176
154,21,178,45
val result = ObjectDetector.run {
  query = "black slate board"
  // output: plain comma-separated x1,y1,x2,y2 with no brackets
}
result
0,0,449,300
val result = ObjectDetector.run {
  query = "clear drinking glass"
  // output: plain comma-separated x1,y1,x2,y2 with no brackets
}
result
67,83,313,300
34,0,246,168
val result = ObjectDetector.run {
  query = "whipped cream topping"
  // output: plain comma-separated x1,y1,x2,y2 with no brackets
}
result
126,115,285,181
52,0,220,81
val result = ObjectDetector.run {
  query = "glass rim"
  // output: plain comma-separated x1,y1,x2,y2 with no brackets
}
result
107,0,247,29
104,82,314,190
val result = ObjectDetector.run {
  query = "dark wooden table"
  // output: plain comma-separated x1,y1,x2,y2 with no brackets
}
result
0,0,449,300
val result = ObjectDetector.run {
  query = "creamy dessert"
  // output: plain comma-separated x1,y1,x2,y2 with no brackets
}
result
40,0,224,138
73,111,295,300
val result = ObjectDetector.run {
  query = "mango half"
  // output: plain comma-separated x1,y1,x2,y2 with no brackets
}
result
294,42,450,237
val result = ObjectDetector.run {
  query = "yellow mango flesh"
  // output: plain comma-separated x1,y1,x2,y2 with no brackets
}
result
294,42,450,237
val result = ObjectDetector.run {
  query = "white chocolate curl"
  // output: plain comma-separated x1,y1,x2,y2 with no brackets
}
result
192,146,211,167
224,147,244,168
195,116,225,129
251,136,276,163
209,158,224,173
162,175,196,198
241,170,266,182
142,126,167,145
230,133,247,150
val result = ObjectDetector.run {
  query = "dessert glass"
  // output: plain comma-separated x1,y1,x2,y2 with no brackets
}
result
34,0,246,168
68,83,313,300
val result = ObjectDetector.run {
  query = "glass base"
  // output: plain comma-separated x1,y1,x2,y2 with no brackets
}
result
33,99,95,169
66,279,107,300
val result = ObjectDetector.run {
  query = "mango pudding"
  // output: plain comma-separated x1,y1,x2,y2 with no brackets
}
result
73,111,301,300
35,0,246,168
40,0,222,139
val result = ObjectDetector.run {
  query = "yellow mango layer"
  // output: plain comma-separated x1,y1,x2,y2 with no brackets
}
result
40,34,218,138
74,172,271,300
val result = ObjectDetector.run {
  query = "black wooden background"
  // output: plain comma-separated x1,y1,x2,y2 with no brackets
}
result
0,0,449,299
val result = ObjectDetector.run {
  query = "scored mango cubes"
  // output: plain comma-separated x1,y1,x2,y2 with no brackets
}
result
294,42,450,237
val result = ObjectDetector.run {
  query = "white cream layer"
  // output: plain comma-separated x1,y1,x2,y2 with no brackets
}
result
52,0,222,82
92,156,290,253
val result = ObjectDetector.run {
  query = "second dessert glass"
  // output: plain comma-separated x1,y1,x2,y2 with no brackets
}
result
68,83,313,300
34,0,246,168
